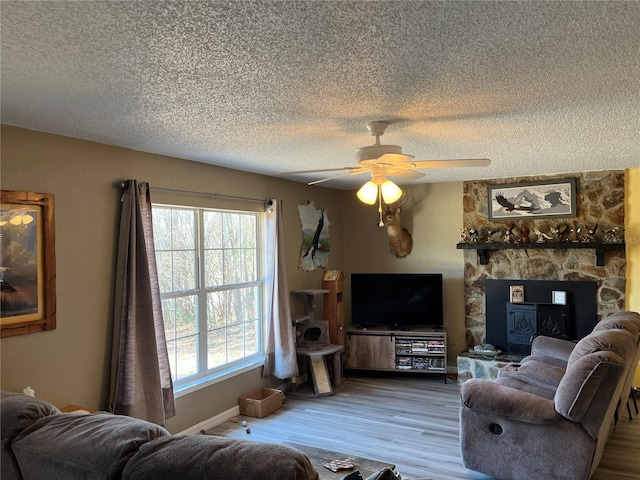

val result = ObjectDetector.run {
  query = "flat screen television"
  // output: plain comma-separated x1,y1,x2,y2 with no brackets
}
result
351,273,444,330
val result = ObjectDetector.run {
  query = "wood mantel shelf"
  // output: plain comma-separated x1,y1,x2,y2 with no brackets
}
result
456,242,625,266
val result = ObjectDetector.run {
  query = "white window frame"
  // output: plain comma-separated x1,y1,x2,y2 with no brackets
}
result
152,203,266,396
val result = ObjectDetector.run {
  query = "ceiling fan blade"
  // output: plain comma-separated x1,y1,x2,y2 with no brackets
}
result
387,169,425,181
280,166,358,175
375,153,415,166
409,158,491,169
307,169,369,185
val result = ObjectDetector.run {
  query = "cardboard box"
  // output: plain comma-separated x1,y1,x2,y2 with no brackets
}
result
238,388,283,418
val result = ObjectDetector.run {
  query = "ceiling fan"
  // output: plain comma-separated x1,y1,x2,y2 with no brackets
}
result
281,120,491,205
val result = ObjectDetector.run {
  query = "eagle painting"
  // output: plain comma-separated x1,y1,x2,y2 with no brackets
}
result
494,194,539,213
490,181,574,220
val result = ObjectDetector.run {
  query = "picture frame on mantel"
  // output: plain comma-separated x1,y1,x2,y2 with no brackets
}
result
488,178,576,221
510,285,525,303
0,190,56,337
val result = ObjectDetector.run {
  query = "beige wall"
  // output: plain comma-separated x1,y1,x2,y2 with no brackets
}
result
626,168,640,312
0,126,347,432
626,168,640,388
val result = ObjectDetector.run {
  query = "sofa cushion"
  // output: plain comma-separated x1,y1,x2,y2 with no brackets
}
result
493,376,556,400
1,390,60,447
527,335,576,365
11,412,170,480
122,435,319,480
1,390,61,480
520,353,570,368
499,360,566,392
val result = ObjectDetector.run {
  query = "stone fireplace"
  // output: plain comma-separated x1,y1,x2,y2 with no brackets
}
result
462,171,626,351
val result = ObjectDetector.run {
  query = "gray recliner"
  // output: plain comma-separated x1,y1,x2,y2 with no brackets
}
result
498,311,640,418
459,315,638,480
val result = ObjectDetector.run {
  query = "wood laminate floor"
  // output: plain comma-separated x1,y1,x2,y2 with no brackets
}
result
207,374,640,480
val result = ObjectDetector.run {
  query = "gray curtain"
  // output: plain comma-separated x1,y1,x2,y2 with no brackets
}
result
109,180,175,425
263,199,299,379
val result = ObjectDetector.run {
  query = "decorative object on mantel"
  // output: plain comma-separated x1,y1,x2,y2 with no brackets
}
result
603,227,625,244
550,223,569,242
488,178,577,221
568,220,580,242
297,201,331,272
579,223,598,243
457,217,624,266
502,223,515,243
484,227,503,243
532,228,552,243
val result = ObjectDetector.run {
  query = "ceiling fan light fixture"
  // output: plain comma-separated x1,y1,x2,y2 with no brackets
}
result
357,181,379,205
356,144,403,164
380,180,403,204
281,120,490,192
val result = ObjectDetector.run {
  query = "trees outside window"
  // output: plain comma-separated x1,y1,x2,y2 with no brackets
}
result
152,205,263,390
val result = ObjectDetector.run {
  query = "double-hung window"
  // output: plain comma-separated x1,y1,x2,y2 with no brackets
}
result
152,204,264,394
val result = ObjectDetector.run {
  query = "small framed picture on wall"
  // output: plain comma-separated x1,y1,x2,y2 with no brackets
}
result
510,285,525,303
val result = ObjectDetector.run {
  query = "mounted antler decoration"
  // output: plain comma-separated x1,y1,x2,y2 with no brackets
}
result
382,196,413,258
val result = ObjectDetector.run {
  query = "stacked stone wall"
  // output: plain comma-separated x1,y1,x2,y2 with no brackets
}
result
462,171,626,349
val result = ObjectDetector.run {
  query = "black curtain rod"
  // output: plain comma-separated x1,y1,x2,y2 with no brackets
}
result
116,181,269,205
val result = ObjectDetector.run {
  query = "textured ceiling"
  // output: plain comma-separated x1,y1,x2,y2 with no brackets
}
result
2,1,639,189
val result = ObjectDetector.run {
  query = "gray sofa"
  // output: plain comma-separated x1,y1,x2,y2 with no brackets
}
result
500,311,640,420
1,390,319,480
459,310,640,480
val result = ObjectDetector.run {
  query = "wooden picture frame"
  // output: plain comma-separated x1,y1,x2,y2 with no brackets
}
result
488,178,576,221
510,285,525,303
1,191,56,337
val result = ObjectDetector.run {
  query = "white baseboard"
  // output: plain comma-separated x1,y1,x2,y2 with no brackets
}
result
179,382,294,436
178,405,240,436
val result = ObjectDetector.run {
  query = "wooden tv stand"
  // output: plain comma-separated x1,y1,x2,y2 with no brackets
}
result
345,328,447,381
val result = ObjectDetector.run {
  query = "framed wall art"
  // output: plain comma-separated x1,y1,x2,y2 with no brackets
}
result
552,290,567,305
488,178,576,221
510,285,525,303
297,201,331,272
0,190,56,337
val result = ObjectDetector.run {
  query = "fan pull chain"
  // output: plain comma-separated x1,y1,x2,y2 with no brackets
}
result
378,185,385,227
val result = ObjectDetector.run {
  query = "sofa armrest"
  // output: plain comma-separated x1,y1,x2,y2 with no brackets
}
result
530,336,575,362
12,412,170,480
122,435,319,480
460,378,561,424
